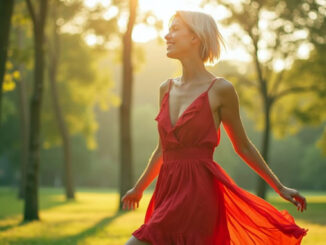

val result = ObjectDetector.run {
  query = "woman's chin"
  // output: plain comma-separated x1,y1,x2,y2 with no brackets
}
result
166,51,178,59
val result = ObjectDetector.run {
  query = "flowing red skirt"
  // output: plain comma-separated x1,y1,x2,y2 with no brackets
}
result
132,157,308,244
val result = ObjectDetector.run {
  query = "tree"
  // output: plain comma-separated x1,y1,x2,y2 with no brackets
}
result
0,0,15,124
119,0,139,210
63,0,163,209
46,0,75,200
24,0,48,221
202,0,326,198
11,1,33,199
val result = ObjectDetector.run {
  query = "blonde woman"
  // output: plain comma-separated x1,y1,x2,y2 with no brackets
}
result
122,10,308,245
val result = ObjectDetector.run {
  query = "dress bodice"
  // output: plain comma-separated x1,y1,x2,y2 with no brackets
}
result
154,78,221,156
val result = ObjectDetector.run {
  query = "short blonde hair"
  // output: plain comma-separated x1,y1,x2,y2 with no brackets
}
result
169,10,227,66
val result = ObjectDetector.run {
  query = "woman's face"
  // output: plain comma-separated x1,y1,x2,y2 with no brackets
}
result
164,16,199,60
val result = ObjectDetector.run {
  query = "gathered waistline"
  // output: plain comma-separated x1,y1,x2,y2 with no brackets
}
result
163,146,214,161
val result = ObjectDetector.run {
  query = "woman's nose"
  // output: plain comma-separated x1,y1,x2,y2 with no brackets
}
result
164,32,171,40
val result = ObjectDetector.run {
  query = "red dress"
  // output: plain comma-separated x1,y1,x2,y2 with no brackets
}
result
132,78,308,244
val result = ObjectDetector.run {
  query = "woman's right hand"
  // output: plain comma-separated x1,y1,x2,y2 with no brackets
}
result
121,187,143,210
278,185,307,212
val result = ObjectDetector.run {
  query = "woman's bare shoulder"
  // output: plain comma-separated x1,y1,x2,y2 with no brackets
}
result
158,79,171,102
159,78,174,95
214,77,233,89
159,78,170,89
212,77,236,95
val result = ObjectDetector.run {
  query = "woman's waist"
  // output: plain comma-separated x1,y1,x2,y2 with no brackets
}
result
162,146,214,161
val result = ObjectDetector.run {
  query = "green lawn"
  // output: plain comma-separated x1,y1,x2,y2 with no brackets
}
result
0,187,325,244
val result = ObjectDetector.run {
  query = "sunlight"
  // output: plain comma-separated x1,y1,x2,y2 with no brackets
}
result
80,0,314,63
84,0,111,8
80,0,261,62
136,0,230,41
274,59,285,72
298,43,314,59
132,24,158,42
103,6,119,20
85,34,97,46
134,0,249,61
134,0,208,43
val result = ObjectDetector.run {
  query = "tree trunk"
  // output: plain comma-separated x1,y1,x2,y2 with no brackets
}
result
24,0,48,221
0,0,14,124
119,0,138,210
17,64,29,199
48,1,75,199
13,25,30,199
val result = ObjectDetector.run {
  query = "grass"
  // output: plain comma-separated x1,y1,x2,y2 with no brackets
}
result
0,187,325,244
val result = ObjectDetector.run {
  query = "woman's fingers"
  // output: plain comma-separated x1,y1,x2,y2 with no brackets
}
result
280,187,307,212
123,200,130,210
283,192,299,208
297,203,301,211
295,193,307,211
122,199,138,210
293,192,306,212
290,197,299,207
295,194,307,212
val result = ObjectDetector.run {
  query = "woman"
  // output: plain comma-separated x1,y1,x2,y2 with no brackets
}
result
122,10,308,245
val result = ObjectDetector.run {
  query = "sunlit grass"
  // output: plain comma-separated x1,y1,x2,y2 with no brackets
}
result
0,187,325,244
267,191,326,245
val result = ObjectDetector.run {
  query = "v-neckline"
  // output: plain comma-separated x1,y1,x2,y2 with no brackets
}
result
167,77,218,129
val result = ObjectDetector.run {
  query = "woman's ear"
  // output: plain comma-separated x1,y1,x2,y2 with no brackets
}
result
191,34,200,45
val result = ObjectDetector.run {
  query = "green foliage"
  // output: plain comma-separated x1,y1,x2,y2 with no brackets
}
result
1,0,33,94
41,33,118,150
280,45,326,154
299,145,326,189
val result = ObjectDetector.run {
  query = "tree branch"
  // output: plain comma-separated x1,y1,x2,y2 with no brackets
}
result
39,0,48,30
273,85,322,102
270,51,290,96
270,69,285,96
25,0,37,26
241,76,259,88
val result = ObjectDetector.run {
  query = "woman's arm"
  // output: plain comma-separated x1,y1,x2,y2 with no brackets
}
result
217,79,307,211
133,141,163,193
132,79,169,193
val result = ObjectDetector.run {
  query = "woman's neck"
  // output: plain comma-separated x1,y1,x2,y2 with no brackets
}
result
179,57,214,84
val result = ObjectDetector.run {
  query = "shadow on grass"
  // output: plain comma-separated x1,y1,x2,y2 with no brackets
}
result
7,209,128,245
0,187,76,220
0,199,77,233
0,224,17,232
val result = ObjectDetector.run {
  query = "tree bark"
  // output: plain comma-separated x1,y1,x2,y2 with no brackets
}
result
17,64,29,199
48,1,75,199
16,27,29,200
24,0,48,221
119,0,138,210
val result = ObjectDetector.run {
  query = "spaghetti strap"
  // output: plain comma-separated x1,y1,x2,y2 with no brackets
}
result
168,79,172,92
206,77,218,92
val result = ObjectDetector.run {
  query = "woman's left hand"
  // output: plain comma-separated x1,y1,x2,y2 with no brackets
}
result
278,186,307,212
